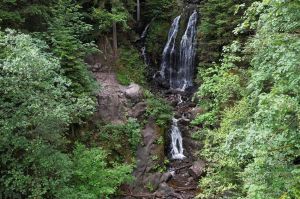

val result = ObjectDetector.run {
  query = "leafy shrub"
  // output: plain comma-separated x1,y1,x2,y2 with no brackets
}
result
145,21,171,65
98,118,141,160
193,41,245,128
198,0,253,66
144,0,179,20
116,46,146,86
144,90,173,127
67,144,133,199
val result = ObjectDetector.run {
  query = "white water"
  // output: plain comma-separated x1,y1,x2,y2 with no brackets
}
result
170,118,186,160
177,94,183,105
141,46,149,65
171,11,198,90
141,23,150,40
140,24,151,66
159,16,181,79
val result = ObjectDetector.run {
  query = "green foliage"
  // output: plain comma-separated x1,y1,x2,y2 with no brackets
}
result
0,0,55,30
97,118,141,160
144,0,179,20
155,136,164,145
198,0,253,66
78,0,135,40
116,46,146,85
93,0,130,31
0,29,132,199
144,90,173,127
0,30,93,198
45,0,98,97
146,21,171,65
196,1,300,198
193,41,245,128
145,182,155,192
0,0,176,198
67,144,133,199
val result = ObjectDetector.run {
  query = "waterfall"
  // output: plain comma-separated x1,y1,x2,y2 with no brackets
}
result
171,11,198,91
141,23,150,40
140,24,151,66
170,118,186,160
158,15,181,79
157,11,198,91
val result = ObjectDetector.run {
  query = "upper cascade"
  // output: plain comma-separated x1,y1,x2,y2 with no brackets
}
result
172,10,198,90
157,11,198,91
159,15,181,79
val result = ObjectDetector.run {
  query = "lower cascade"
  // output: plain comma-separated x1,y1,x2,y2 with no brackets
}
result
170,117,186,160
159,15,181,79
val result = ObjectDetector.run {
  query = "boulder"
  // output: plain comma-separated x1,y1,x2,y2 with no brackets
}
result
94,73,127,124
130,102,147,118
160,172,173,183
125,83,142,101
189,160,206,178
155,183,183,199
155,182,174,195
131,119,167,193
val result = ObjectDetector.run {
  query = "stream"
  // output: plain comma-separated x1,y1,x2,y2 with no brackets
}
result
149,9,202,198
124,7,202,198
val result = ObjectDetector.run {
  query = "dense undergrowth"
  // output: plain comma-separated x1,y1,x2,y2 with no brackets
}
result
194,1,300,198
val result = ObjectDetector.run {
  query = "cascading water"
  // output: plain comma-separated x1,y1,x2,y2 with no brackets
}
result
140,24,151,66
158,15,181,79
171,11,198,90
157,11,198,91
170,117,186,160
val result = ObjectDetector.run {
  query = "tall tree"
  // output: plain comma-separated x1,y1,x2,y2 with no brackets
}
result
0,0,55,31
137,0,141,21
198,0,253,67
0,30,92,198
45,0,98,97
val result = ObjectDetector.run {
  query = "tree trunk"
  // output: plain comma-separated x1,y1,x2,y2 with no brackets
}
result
137,0,141,22
112,21,118,57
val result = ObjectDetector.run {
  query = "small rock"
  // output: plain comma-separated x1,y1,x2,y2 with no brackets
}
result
190,107,204,120
185,177,194,186
160,172,173,183
144,173,162,191
155,182,173,195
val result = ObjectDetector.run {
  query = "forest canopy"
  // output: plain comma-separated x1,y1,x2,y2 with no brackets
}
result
0,0,299,198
